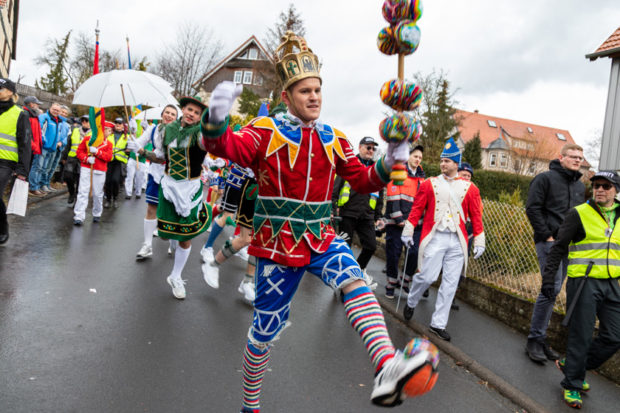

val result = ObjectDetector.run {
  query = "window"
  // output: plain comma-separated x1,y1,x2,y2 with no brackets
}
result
529,162,536,174
500,153,508,168
489,153,497,166
556,133,566,141
243,71,253,84
233,71,243,84
487,120,497,128
248,48,258,60
253,74,263,86
527,127,533,133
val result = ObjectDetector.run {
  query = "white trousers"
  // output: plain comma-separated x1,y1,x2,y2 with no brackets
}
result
125,158,147,196
406,231,464,329
74,166,105,221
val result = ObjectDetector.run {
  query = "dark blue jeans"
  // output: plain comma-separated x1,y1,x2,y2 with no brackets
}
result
385,225,421,289
528,241,568,340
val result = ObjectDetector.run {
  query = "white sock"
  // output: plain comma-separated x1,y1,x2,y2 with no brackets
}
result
144,219,158,246
170,245,191,280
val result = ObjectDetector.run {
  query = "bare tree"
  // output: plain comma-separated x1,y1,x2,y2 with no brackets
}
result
583,130,602,170
154,22,223,96
509,133,556,176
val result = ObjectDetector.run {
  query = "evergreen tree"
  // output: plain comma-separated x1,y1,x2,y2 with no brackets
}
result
463,132,482,169
238,87,262,117
36,31,72,95
414,71,460,162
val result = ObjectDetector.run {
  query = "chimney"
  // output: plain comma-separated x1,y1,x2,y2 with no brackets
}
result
474,109,479,113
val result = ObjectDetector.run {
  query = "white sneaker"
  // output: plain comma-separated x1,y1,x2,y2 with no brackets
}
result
166,276,186,300
238,280,255,302
136,243,153,260
168,240,177,256
370,350,429,407
202,260,219,289
237,246,249,262
41,185,51,192
363,270,378,291
153,229,159,237
201,246,214,263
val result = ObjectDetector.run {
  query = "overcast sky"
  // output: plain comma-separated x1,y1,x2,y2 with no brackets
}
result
10,0,620,152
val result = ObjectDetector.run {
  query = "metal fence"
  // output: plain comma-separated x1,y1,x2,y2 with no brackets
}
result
466,199,567,312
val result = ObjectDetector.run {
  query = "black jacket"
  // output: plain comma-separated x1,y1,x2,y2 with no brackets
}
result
542,200,620,286
0,101,32,178
526,159,585,243
332,155,384,221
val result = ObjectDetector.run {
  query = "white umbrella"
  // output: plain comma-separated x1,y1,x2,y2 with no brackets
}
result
72,69,175,108
136,105,181,121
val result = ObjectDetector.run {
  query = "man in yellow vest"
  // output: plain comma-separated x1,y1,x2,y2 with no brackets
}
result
0,78,31,244
62,115,90,206
541,170,620,409
103,118,128,208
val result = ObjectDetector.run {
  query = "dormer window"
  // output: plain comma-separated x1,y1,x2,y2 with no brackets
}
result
487,120,497,128
556,133,566,141
248,48,258,60
527,127,533,133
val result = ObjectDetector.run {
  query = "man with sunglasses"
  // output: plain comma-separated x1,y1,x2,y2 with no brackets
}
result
332,136,384,287
539,170,620,409
525,143,585,363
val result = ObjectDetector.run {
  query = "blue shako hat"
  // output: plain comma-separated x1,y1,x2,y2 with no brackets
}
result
440,137,461,166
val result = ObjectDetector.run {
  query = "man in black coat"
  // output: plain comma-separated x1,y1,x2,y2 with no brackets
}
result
525,143,585,362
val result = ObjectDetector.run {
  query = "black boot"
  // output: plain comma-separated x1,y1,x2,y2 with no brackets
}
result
542,341,560,360
525,339,547,363
0,221,8,244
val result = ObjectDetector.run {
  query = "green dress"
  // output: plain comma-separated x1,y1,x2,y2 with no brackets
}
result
156,120,212,241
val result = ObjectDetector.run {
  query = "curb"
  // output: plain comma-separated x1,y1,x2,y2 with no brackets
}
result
377,294,552,413
27,187,68,206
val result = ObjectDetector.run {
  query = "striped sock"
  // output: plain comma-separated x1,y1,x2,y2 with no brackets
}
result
241,341,270,411
344,286,395,372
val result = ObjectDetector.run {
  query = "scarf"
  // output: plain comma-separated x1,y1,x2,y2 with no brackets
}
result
163,120,201,147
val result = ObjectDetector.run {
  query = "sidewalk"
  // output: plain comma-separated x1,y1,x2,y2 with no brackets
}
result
361,251,620,413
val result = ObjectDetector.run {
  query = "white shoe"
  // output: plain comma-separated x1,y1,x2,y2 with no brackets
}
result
237,246,249,262
370,350,429,407
168,240,177,256
363,270,378,291
201,246,214,263
166,276,186,299
202,260,219,289
238,280,255,302
136,243,153,260
153,229,159,237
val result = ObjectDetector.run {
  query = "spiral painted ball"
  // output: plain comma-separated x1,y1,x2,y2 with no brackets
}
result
394,20,421,54
377,26,399,55
379,113,417,143
380,79,423,112
382,0,423,25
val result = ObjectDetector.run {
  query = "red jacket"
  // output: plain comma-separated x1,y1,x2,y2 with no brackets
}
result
76,135,113,172
23,106,42,156
203,115,389,266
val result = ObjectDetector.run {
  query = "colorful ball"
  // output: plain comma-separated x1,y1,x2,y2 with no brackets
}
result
379,113,416,143
377,26,399,55
395,20,421,54
404,337,439,369
382,0,423,25
401,337,439,398
380,79,423,112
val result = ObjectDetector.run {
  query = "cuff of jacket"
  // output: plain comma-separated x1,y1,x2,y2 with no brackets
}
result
374,156,390,183
200,109,229,138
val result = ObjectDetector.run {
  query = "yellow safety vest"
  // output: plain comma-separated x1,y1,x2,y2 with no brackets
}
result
0,105,22,162
68,128,82,158
108,133,128,163
567,202,620,279
337,181,378,209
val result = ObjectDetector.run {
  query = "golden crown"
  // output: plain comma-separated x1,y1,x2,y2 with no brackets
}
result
275,31,321,91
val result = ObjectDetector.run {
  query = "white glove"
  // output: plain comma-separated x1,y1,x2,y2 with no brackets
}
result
128,119,138,134
209,81,243,124
385,139,410,170
126,138,140,152
89,146,98,154
473,246,485,259
87,156,95,165
401,235,415,248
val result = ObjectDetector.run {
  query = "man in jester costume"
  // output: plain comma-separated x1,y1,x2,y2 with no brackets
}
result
201,31,432,411
156,97,212,299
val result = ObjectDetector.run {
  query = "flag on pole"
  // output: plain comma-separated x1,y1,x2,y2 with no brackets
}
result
89,22,106,147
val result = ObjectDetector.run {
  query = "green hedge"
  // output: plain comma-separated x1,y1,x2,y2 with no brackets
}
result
421,163,532,204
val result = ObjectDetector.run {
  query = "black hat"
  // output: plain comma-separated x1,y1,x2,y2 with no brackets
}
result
80,114,89,122
360,136,379,146
410,144,423,154
591,170,620,191
114,117,123,124
0,78,16,94
24,96,43,105
458,162,474,177
178,95,207,111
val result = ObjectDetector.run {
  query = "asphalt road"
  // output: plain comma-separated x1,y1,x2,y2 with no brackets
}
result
1,194,521,412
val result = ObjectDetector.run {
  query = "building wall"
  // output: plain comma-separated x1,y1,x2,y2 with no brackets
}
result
0,0,17,78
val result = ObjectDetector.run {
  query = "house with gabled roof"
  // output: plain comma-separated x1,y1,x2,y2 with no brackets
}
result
587,26,620,170
193,35,273,116
454,109,590,176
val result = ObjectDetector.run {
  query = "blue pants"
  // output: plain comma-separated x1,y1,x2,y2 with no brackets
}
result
28,149,53,190
250,237,364,344
41,148,63,187
385,225,421,288
528,241,568,340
